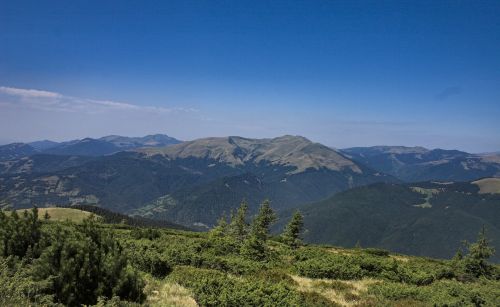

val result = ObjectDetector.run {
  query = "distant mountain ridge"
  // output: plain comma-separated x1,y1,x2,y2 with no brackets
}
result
0,135,395,228
0,143,38,161
0,134,182,159
341,146,500,182
1,135,499,233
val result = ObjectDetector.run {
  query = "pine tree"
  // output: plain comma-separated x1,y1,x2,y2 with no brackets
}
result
241,200,276,260
251,199,276,241
0,207,42,258
209,213,228,239
228,200,249,240
281,211,304,249
463,225,495,278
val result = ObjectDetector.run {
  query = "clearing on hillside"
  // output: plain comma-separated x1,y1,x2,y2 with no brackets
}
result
473,178,500,194
16,207,98,222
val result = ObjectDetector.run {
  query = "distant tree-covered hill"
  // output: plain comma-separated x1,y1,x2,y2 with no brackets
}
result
279,178,500,262
341,146,500,182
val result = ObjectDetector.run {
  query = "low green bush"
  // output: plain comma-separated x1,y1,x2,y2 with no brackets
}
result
368,279,499,306
128,248,171,277
130,227,161,240
254,269,297,285
293,247,455,285
363,248,390,257
169,266,305,306
33,220,146,306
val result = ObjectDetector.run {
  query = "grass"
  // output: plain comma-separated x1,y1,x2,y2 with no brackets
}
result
16,207,97,223
291,275,380,306
144,276,197,307
473,178,500,194
411,187,440,208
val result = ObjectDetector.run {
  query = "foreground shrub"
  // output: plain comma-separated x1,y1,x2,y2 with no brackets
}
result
363,248,390,257
368,279,500,306
293,247,454,285
0,208,42,258
170,266,309,306
0,257,52,306
33,219,145,306
129,247,172,277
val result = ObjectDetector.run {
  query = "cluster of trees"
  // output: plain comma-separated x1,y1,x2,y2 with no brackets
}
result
0,207,145,306
0,208,43,259
209,200,304,260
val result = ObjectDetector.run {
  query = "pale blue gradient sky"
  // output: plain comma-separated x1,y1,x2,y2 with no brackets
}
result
1,1,499,152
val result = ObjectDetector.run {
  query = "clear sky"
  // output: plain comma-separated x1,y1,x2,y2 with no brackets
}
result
1,0,499,152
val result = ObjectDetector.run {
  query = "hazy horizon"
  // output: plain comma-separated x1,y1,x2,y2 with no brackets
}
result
1,1,499,152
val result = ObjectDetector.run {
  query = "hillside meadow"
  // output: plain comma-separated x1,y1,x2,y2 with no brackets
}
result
0,206,499,306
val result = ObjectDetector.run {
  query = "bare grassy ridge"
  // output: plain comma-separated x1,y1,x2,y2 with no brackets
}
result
139,135,362,174
473,178,500,194
15,207,98,222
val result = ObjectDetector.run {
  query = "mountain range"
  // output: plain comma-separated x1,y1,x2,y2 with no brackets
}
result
0,133,499,260
0,135,394,228
0,134,181,161
341,146,500,182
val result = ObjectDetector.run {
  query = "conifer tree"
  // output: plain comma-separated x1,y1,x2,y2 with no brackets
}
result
209,213,228,239
228,200,249,240
281,211,304,249
463,226,495,277
241,200,276,260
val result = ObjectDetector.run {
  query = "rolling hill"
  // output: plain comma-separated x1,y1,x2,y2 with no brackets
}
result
341,146,500,182
281,178,500,261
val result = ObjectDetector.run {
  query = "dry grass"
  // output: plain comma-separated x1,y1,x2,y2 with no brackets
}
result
472,178,500,194
14,207,96,223
145,279,198,307
390,255,410,262
291,275,380,306
327,247,354,256
411,187,440,208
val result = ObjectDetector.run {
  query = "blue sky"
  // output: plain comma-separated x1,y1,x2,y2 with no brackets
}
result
1,0,499,152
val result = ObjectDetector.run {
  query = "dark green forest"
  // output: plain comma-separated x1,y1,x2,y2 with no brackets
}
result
1,205,499,306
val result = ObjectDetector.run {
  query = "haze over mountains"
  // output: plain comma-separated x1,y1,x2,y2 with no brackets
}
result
342,146,500,182
0,134,181,161
0,133,499,260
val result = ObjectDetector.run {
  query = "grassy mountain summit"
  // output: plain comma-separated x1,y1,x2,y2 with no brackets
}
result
140,135,362,174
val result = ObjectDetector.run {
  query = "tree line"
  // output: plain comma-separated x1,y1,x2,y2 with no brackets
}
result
209,199,305,260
